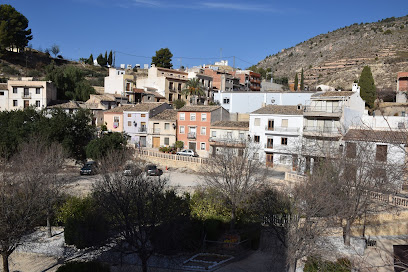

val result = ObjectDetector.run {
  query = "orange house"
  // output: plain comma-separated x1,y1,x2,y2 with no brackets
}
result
177,105,229,157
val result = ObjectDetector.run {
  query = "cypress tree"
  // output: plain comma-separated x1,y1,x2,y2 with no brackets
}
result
294,73,298,91
104,51,108,64
108,50,113,66
358,66,376,108
87,54,93,65
300,68,304,91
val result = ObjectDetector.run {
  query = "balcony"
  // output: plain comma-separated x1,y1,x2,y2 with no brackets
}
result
303,104,342,118
138,127,147,133
209,137,246,147
150,128,160,134
303,126,342,137
22,94,31,99
265,126,300,134
187,132,196,139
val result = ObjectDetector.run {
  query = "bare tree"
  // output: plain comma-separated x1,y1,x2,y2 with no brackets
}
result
93,151,177,272
201,140,266,230
50,44,60,58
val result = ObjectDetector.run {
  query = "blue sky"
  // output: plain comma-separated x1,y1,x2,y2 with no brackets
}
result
3,0,408,69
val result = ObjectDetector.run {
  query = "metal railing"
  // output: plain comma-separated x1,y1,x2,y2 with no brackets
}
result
303,126,341,134
22,94,31,99
265,126,299,133
187,132,196,139
304,105,342,113
138,127,147,133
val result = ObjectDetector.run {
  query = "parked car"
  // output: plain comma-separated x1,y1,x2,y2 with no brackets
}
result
176,149,198,157
80,161,97,175
145,164,163,176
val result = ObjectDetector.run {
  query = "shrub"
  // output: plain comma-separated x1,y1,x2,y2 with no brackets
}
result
58,196,110,249
384,29,392,35
173,99,186,109
56,261,110,272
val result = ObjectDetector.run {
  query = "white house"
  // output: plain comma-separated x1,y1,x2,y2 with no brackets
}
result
104,68,135,97
209,121,249,157
214,91,314,114
249,105,304,169
0,79,57,111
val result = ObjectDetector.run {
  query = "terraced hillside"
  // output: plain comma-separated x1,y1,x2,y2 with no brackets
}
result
256,15,408,90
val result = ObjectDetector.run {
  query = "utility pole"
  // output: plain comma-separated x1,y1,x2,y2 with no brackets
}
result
220,48,222,60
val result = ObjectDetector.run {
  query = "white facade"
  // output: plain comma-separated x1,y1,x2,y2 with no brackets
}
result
214,91,314,113
104,68,134,96
0,80,57,111
249,108,304,168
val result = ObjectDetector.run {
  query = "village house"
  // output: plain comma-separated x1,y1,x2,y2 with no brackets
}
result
148,109,177,148
249,105,304,168
177,105,230,157
209,121,249,157
0,78,57,111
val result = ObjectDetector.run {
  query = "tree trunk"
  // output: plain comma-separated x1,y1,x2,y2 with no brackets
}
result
343,219,351,246
141,257,148,272
47,213,52,238
230,207,236,231
2,252,10,272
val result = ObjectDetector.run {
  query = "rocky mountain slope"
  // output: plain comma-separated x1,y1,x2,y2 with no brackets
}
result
256,15,408,90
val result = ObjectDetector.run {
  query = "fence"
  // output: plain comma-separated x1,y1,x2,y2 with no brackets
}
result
136,149,208,164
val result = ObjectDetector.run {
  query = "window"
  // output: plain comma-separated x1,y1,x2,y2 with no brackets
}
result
398,122,405,129
267,138,273,148
13,100,17,107
376,145,387,162
201,113,207,121
201,142,206,150
403,111,406,117
201,126,206,135
281,137,288,145
267,119,274,130
179,126,185,134
141,114,146,117
178,94,181,100
178,83,181,91
238,149,244,156
373,167,387,183
24,88,29,96
223,98,230,104
36,88,41,94
254,118,260,126
114,116,120,123
169,82,173,90
180,113,185,120
169,93,173,101
254,135,260,143
239,132,244,139
346,142,356,158
128,113,131,117
164,137,169,145
0,92,3,96
281,119,288,127
190,113,196,121
13,87,17,93
35,100,40,107
211,131,216,137
227,132,232,138
128,121,131,126
164,123,170,130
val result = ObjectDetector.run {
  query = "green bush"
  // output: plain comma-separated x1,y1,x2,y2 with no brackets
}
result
86,132,127,160
384,29,392,35
56,261,110,272
58,197,110,249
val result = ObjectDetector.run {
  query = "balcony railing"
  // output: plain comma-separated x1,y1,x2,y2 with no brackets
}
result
138,127,147,133
265,126,299,133
264,143,274,149
304,105,342,113
303,126,341,134
150,128,160,134
187,132,196,139
22,94,31,99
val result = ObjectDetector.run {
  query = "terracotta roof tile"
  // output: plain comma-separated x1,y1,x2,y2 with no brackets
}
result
150,109,177,121
211,121,249,130
104,102,166,113
178,105,221,112
317,91,355,97
0,83,7,90
344,129,408,144
252,105,303,115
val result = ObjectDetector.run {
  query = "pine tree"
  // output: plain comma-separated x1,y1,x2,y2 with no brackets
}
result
108,50,113,66
358,66,376,108
300,68,304,91
87,54,93,65
294,73,298,91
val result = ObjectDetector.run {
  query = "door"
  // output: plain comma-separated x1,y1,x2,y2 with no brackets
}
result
189,142,196,151
140,136,146,147
153,137,160,148
24,100,29,108
266,153,273,167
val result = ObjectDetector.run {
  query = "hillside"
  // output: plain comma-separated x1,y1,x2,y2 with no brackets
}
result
256,15,408,90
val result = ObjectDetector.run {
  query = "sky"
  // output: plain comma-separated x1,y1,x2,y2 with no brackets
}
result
2,0,408,69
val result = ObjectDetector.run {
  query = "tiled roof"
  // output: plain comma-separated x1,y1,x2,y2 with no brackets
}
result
96,94,117,102
178,105,221,112
150,109,177,121
252,105,303,115
316,91,355,97
146,90,166,99
48,101,84,109
104,102,165,113
211,121,249,130
344,129,408,144
0,83,7,90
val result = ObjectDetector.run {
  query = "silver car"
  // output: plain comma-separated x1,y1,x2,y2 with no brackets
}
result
176,149,198,157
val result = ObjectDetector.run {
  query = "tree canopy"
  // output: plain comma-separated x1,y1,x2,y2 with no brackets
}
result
152,48,173,69
0,4,32,52
181,78,205,104
358,66,376,108
45,62,96,101
86,132,128,160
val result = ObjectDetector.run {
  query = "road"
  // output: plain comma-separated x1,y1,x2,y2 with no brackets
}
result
63,167,286,197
